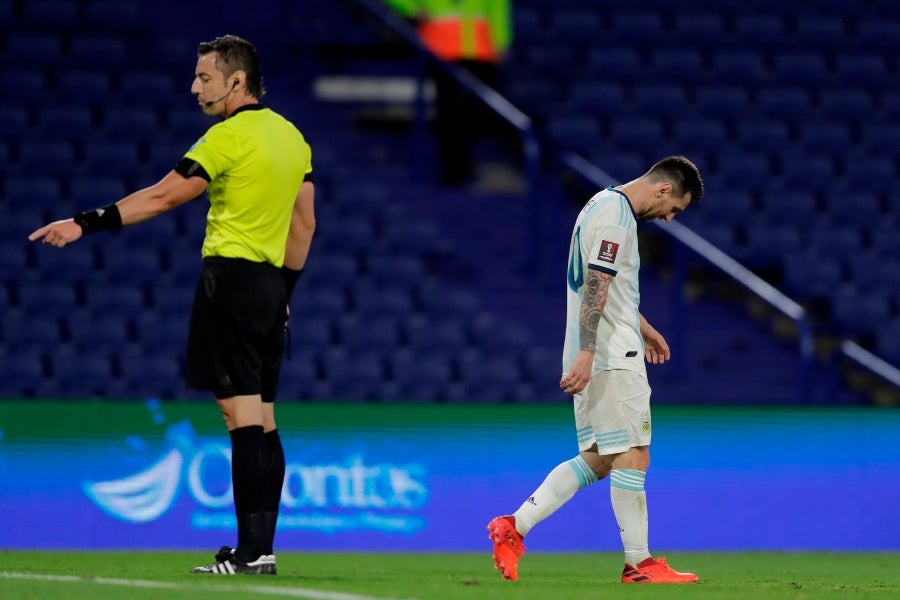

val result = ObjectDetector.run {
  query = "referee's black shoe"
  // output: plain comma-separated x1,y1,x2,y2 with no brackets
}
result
191,546,277,575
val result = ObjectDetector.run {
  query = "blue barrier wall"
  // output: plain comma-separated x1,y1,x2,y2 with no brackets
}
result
0,401,897,551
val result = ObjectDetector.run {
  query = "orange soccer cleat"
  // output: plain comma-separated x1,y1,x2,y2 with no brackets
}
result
621,556,698,584
486,515,526,581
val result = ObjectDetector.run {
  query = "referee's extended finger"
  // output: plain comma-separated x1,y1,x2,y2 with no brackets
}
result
28,225,50,241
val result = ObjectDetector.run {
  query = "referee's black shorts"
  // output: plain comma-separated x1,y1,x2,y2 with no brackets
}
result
184,256,287,402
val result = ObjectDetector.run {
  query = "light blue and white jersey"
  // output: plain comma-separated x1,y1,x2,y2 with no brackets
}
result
563,187,646,378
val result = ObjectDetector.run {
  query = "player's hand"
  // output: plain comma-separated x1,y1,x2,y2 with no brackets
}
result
560,350,593,395
28,219,83,248
642,328,670,365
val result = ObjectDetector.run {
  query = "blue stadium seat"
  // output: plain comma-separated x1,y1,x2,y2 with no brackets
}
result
818,89,874,121
550,9,602,43
293,317,335,348
0,70,46,102
523,45,579,81
858,122,900,156
631,84,691,118
17,139,77,175
302,255,359,291
710,50,767,84
841,158,895,191
2,312,62,351
648,49,705,83
693,85,752,119
734,119,791,153
21,0,79,28
831,287,893,338
294,288,348,320
68,35,127,67
586,47,642,81
275,355,319,401
102,106,161,140
835,53,889,88
132,313,188,355
733,14,789,48
54,70,112,104
568,81,627,117
0,105,30,139
102,246,163,285
855,18,900,52
418,285,479,317
67,313,132,353
50,354,115,397
36,106,95,138
118,72,178,108
31,245,97,284
320,348,385,401
3,33,62,66
68,176,127,206
151,284,194,315
742,223,804,268
83,284,145,316
806,225,864,256
782,254,845,300
870,229,900,258
3,175,60,204
337,315,400,355
353,287,415,318
118,354,181,398
404,315,467,352
824,193,883,227
794,16,850,50
755,87,812,119
608,117,664,152
0,351,45,397
875,326,900,369
609,11,663,40
715,153,771,186
81,140,141,175
776,154,835,189
670,117,728,152
758,189,821,225
673,13,729,47
772,52,829,84
83,0,143,29
544,114,600,152
794,122,852,154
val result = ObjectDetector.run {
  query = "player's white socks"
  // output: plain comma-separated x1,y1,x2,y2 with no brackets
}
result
513,455,598,536
610,469,651,567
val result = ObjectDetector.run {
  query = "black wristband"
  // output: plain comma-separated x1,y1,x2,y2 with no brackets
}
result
73,203,122,234
280,266,303,298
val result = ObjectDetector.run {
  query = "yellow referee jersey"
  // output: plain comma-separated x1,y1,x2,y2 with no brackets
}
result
185,105,312,267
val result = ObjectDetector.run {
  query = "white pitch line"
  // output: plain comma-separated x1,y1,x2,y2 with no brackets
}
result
0,572,415,600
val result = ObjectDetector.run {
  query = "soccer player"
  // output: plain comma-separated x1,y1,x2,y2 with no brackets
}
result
29,35,316,575
487,156,703,584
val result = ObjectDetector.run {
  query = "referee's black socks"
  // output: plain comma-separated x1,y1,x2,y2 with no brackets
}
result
230,425,268,562
263,429,286,555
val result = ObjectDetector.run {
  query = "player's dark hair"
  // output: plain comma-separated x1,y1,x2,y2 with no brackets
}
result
198,35,265,99
646,156,704,203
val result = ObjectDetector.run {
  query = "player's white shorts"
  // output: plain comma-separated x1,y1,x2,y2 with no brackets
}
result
573,369,651,455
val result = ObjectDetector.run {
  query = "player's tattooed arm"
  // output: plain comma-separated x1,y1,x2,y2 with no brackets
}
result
579,269,612,352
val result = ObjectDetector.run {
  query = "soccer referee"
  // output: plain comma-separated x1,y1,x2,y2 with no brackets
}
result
30,34,315,575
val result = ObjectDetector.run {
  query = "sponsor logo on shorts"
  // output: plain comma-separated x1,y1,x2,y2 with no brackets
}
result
640,412,651,435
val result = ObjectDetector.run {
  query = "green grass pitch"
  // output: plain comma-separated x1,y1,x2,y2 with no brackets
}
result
1,551,898,599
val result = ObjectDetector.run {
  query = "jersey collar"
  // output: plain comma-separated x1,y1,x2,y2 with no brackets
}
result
606,186,639,221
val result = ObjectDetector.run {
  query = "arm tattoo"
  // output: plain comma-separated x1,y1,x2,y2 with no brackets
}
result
579,270,611,352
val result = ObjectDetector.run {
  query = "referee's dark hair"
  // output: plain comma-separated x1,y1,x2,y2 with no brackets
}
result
198,34,265,99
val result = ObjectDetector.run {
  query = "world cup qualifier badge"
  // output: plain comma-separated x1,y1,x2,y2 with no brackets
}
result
597,240,619,263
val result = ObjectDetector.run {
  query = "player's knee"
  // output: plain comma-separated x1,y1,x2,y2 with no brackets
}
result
580,448,613,480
